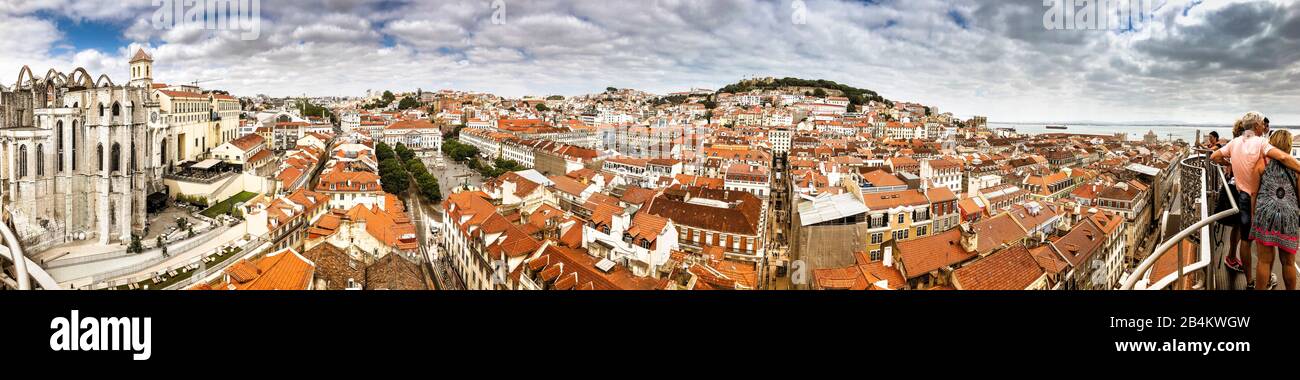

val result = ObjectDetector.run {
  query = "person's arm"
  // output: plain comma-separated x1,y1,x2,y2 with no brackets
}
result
1210,145,1230,165
1264,147,1300,173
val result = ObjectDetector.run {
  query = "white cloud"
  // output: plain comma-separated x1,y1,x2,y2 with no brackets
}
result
1,0,1297,124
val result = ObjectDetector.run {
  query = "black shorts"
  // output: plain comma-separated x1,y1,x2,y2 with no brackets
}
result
1235,188,1254,240
1216,186,1252,231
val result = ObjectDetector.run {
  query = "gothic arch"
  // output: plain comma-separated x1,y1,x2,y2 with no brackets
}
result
42,69,66,86
57,121,65,172
17,145,28,178
67,67,94,88
15,65,35,88
71,122,78,171
111,143,121,172
95,74,114,88
36,144,44,176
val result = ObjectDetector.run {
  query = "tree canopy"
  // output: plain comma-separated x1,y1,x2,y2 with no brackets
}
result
717,77,891,107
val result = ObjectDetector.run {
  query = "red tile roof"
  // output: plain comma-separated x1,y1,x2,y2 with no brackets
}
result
130,49,152,63
345,203,419,251
895,229,978,279
193,248,315,290
385,120,438,130
525,244,659,290
229,133,265,151
952,244,1046,290
643,186,762,236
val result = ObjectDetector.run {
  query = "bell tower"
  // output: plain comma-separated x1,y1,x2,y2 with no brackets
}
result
129,49,153,88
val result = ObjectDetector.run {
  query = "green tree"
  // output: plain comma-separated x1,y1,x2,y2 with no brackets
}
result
397,96,420,110
376,142,395,162
395,143,415,162
418,173,441,201
157,235,167,257
380,160,410,195
535,103,549,112
128,234,144,254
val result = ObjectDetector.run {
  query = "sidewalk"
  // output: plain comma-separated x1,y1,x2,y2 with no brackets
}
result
105,223,248,283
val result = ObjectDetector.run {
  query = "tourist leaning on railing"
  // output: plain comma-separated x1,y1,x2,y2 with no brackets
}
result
1215,120,1249,279
1210,112,1300,290
1204,131,1224,151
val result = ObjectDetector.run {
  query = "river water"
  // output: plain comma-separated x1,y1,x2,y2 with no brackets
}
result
990,122,1234,144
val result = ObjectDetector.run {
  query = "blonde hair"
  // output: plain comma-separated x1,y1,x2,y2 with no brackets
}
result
1242,111,1267,132
1232,118,1246,138
1270,129,1293,152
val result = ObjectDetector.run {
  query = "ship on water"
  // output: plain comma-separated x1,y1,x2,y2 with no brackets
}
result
1045,125,1068,130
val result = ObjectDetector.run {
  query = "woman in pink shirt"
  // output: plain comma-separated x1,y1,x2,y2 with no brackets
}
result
1211,112,1300,289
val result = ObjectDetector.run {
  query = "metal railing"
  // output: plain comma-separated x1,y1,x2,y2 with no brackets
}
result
0,220,61,290
81,225,229,284
1121,154,1234,290
1,220,31,289
164,235,268,290
42,223,217,268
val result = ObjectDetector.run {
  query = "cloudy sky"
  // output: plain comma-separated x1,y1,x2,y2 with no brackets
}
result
1,0,1298,124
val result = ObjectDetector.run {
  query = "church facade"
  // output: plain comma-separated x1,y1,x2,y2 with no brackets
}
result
0,50,174,251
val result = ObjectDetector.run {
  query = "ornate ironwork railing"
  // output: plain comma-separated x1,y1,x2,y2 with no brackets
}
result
1121,153,1234,290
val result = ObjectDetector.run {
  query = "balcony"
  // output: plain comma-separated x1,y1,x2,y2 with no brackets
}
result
1119,152,1293,290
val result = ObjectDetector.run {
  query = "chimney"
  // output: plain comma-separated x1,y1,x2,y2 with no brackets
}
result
883,247,893,268
959,223,978,253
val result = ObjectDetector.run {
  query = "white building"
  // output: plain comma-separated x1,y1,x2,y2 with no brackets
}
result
769,129,792,154
381,120,442,156
920,158,963,193
724,164,771,199
583,209,679,278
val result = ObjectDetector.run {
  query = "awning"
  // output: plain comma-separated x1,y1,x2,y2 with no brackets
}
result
1125,163,1161,177
192,159,222,170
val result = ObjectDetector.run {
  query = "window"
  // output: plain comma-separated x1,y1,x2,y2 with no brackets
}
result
917,225,928,237
111,143,121,172
870,250,882,261
870,233,883,244
897,213,905,224
97,144,103,171
893,229,909,241
71,123,77,170
111,102,121,117
56,121,64,172
35,144,43,176
17,145,27,178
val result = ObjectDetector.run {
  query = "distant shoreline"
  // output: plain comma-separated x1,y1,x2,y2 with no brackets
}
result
992,121,1299,129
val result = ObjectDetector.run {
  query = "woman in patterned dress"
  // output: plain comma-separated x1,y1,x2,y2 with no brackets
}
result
1249,129,1299,290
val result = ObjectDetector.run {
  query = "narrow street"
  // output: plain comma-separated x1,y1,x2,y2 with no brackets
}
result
407,151,474,290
